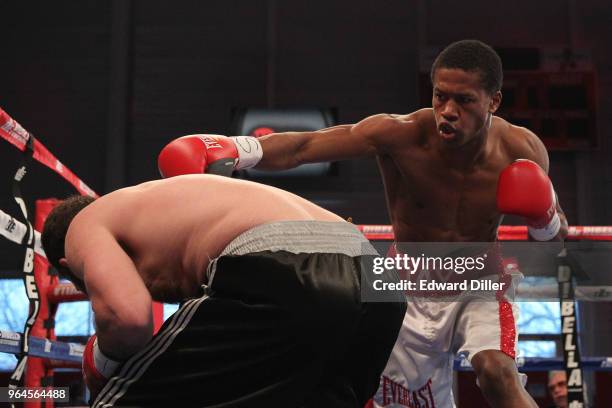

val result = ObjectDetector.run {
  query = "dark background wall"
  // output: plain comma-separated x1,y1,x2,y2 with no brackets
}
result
1,0,610,269
126,0,418,220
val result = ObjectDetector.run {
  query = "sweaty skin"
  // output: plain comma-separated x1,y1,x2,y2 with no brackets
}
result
62,175,343,359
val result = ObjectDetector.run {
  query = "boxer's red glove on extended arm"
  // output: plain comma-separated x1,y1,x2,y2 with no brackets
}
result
497,159,561,241
158,134,263,178
82,335,121,400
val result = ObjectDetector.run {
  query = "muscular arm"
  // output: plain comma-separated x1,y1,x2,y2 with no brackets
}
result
255,114,406,170
511,126,569,239
65,220,153,361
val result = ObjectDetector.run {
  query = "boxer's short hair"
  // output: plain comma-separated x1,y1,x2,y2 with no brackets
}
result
42,195,95,273
431,39,503,94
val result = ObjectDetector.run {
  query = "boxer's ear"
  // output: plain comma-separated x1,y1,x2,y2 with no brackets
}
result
489,91,502,114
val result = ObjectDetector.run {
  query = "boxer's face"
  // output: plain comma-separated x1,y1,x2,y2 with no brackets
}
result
432,68,501,148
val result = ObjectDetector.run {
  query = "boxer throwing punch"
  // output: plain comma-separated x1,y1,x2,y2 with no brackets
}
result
41,175,406,407
159,40,568,408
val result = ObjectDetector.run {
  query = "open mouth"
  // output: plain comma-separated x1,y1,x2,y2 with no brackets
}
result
438,123,457,139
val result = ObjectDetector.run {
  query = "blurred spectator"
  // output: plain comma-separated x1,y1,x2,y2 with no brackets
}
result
547,370,568,408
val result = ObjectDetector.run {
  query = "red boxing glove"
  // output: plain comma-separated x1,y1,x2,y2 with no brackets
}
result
158,134,262,178
82,335,121,400
497,159,561,241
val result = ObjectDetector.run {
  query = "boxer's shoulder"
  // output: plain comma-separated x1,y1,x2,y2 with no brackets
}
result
401,107,434,131
365,109,431,149
494,116,548,166
357,112,415,135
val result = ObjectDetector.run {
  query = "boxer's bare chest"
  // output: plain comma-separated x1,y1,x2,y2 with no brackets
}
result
378,135,512,242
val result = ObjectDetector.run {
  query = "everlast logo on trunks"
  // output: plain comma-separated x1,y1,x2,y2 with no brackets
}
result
380,376,435,407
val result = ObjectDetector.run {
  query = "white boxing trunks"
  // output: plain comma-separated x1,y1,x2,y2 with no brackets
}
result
371,243,523,408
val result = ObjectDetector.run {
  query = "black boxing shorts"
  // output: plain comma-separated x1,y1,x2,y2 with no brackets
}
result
92,221,406,408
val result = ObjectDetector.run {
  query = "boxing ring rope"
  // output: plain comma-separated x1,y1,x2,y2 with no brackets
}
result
0,108,97,198
358,224,612,241
456,357,612,372
4,329,611,372
0,108,163,407
0,330,83,364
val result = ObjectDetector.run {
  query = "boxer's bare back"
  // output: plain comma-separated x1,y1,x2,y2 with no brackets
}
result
64,175,343,302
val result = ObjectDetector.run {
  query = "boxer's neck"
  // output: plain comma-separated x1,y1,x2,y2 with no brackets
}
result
436,126,489,170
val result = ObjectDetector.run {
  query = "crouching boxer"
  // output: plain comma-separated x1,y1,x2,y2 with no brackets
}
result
41,175,406,407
